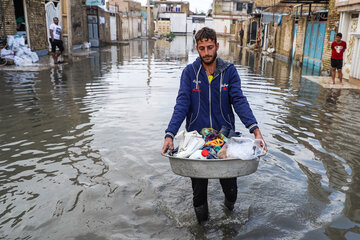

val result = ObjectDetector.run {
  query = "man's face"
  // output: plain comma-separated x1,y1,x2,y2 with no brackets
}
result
196,38,219,65
54,18,59,25
335,36,341,42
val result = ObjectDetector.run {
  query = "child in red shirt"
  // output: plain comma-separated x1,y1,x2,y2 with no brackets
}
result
331,33,347,85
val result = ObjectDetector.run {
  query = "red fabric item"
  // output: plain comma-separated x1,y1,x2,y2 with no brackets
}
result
331,41,347,59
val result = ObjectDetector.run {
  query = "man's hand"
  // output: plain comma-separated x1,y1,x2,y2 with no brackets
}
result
161,137,174,155
253,128,267,152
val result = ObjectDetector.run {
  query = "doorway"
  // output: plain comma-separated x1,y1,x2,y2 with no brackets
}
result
45,0,61,50
88,15,99,47
13,0,28,43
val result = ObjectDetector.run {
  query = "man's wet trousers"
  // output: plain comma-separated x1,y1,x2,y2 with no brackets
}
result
191,178,237,207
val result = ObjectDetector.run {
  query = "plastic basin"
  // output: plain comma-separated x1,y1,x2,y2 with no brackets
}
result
162,154,262,179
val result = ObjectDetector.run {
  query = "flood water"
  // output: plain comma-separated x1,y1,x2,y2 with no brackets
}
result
1,36,360,239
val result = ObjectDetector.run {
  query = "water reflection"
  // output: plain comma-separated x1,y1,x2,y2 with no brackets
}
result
0,35,360,239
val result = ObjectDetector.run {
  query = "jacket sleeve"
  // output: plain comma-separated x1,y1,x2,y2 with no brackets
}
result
228,65,259,133
165,67,192,138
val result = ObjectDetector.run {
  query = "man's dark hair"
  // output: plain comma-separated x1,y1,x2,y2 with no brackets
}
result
195,27,217,44
336,32,342,38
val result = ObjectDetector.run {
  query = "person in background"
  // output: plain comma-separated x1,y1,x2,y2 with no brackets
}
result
331,32,347,85
161,27,267,224
49,17,64,64
239,27,244,47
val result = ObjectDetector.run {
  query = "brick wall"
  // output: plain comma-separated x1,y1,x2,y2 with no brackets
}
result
0,0,17,41
25,0,48,51
321,0,339,71
293,16,307,64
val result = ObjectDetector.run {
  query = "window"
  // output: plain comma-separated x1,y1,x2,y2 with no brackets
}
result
236,2,243,11
222,2,231,12
247,3,253,14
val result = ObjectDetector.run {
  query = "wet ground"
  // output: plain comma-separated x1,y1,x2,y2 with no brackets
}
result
1,36,360,240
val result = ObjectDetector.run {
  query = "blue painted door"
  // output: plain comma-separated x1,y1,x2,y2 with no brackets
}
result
302,22,327,75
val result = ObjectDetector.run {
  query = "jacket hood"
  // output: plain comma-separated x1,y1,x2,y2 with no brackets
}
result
194,57,232,78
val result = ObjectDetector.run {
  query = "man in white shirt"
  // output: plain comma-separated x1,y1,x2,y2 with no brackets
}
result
49,17,64,64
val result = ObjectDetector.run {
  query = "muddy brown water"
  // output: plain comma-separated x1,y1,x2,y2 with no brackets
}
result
1,37,360,239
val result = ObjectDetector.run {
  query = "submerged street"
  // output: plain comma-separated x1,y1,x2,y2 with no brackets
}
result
1,36,360,239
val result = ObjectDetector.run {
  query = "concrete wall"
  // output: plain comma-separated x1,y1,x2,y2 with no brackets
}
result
213,18,232,34
121,17,130,40
186,17,213,33
275,15,294,60
71,1,88,46
98,9,111,44
117,14,122,41
336,0,360,9
293,17,307,64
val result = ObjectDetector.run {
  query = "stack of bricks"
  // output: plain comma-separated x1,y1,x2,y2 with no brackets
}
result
321,0,340,72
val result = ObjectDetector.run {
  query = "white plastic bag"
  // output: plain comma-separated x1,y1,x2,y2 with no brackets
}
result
14,56,24,66
83,42,91,49
224,137,265,160
174,130,205,158
7,36,15,49
15,49,24,57
0,49,14,56
29,52,39,63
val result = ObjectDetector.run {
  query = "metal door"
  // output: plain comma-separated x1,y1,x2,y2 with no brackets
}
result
88,15,99,47
110,16,117,41
303,22,326,75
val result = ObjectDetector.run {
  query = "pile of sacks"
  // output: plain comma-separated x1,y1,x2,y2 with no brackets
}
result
171,127,265,160
0,35,39,66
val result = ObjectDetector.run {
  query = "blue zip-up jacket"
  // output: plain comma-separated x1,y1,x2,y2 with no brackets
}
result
165,57,258,138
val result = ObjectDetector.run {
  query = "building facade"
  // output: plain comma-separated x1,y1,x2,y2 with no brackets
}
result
212,0,255,35
154,0,190,34
110,0,143,40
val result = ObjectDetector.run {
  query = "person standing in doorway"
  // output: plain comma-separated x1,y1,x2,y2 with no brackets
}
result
49,17,64,64
239,27,244,46
161,27,267,224
331,33,346,85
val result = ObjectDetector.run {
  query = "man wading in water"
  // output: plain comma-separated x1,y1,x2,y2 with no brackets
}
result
161,27,267,223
